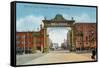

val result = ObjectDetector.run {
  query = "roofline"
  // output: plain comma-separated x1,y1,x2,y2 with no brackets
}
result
75,22,96,24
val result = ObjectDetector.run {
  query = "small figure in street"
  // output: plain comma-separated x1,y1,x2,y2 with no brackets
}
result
91,49,96,60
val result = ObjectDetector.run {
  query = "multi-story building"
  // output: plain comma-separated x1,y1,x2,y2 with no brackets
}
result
16,27,46,54
17,22,96,54
74,23,96,51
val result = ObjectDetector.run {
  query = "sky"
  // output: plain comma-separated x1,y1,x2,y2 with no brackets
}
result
16,3,96,46
47,27,71,46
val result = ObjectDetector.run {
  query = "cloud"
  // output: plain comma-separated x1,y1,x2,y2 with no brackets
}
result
62,13,96,22
16,15,44,31
62,14,72,20
74,13,95,22
16,13,96,32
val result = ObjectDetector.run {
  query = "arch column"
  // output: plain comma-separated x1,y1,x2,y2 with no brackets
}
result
71,26,76,51
43,27,49,53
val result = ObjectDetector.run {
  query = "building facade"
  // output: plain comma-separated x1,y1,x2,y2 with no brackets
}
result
16,28,48,54
74,23,96,51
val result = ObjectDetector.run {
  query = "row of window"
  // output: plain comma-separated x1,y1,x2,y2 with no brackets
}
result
16,35,44,40
16,40,43,45
16,41,32,45
16,46,32,54
16,35,33,39
76,35,95,41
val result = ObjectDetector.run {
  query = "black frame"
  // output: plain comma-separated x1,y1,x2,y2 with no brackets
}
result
10,1,98,67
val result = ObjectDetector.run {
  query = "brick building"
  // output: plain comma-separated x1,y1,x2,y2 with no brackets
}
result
74,23,96,50
16,28,46,54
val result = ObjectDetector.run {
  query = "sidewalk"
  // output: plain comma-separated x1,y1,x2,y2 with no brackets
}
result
16,52,45,65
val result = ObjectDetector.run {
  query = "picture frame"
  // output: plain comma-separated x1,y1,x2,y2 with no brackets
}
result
10,1,98,67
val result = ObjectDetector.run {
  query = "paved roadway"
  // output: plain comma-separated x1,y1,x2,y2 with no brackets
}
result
22,50,95,65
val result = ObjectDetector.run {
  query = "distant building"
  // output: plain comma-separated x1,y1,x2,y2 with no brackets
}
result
48,38,53,50
52,43,59,50
61,39,68,50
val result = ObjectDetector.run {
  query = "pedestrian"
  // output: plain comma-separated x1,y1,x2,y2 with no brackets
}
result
91,49,96,59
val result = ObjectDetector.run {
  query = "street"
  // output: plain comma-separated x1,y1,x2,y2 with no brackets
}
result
18,50,95,65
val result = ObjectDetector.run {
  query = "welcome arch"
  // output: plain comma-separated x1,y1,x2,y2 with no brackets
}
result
42,14,76,53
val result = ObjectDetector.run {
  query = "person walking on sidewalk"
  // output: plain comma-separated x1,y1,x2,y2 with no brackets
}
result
91,48,96,60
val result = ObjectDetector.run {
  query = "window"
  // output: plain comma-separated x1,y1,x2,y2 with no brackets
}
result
22,35,25,39
16,35,20,39
22,41,25,44
28,41,31,44
86,42,88,44
16,41,20,44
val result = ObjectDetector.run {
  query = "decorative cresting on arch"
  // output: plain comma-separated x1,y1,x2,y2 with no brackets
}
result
42,14,76,53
